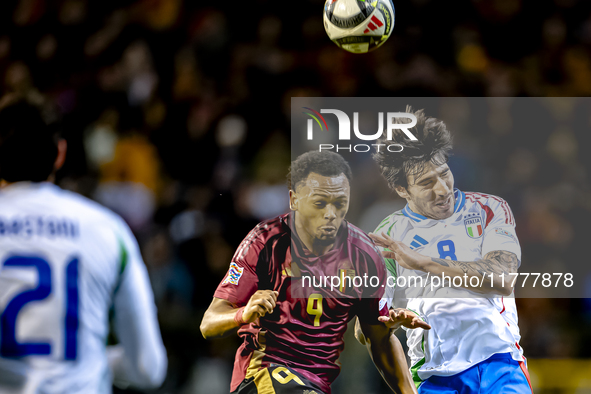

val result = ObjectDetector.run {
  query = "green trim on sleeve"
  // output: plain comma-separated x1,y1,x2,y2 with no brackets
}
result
386,221,397,236
112,238,129,297
384,258,397,278
107,237,131,345
118,238,129,276
375,217,391,233
410,335,426,388
374,217,399,279
406,308,426,322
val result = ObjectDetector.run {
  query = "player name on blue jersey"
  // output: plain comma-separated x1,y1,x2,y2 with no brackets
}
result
0,216,79,239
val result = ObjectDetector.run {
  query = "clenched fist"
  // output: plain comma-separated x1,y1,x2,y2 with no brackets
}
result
243,290,279,323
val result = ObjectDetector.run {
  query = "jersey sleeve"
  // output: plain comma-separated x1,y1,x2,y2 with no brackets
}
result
480,198,521,263
373,215,398,309
111,218,168,388
213,227,264,306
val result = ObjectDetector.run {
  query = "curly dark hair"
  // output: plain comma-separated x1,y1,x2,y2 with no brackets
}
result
287,151,352,190
373,106,452,190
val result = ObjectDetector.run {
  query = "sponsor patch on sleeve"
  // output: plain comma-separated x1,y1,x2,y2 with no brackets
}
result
222,262,244,285
379,297,388,311
494,227,518,243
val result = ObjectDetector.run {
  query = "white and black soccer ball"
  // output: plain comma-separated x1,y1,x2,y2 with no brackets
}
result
323,0,395,54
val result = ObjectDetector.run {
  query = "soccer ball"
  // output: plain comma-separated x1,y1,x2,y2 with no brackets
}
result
323,0,395,54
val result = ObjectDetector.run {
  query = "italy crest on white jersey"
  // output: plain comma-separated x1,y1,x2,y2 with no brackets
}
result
377,189,524,387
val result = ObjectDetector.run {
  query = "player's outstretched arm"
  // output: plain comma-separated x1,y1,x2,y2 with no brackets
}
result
200,290,278,339
355,309,431,345
427,250,519,295
370,233,519,296
358,320,418,394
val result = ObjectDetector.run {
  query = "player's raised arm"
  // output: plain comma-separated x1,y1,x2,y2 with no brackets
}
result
200,290,278,339
371,232,518,296
200,224,275,339
428,250,519,295
109,221,168,389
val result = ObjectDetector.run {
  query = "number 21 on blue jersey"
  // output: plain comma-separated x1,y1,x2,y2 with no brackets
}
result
1,255,79,360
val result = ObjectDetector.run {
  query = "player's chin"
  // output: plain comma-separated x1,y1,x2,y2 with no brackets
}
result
316,232,337,243
431,205,454,220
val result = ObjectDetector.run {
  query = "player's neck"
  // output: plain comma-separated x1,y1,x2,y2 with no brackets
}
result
407,201,430,219
293,215,335,256
0,180,28,190
0,176,54,189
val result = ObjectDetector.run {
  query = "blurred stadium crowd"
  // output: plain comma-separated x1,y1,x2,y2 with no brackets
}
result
2,0,591,392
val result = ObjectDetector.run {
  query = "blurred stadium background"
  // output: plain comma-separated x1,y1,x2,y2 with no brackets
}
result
2,0,591,392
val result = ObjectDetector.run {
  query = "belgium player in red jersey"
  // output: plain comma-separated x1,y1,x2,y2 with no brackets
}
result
201,151,429,394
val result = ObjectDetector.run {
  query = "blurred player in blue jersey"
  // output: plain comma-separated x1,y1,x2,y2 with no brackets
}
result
363,107,533,393
0,98,167,393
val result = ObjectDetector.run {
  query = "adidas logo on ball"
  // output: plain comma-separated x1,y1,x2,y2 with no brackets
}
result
363,16,384,34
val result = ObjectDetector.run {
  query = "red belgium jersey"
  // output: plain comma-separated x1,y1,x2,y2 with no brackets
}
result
214,212,388,394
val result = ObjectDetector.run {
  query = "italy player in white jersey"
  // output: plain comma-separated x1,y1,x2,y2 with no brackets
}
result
365,108,533,393
0,99,167,393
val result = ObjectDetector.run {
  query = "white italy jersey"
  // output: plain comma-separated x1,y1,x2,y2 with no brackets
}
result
0,183,167,393
378,189,524,385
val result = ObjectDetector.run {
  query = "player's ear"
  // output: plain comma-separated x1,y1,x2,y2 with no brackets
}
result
54,139,67,171
395,185,410,199
289,189,298,211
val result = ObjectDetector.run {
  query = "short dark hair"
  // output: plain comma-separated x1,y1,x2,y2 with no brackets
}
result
0,100,60,182
373,106,452,190
287,151,352,190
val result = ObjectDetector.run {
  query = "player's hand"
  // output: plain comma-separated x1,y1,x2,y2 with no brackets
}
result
378,308,431,330
369,232,430,272
243,290,279,323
